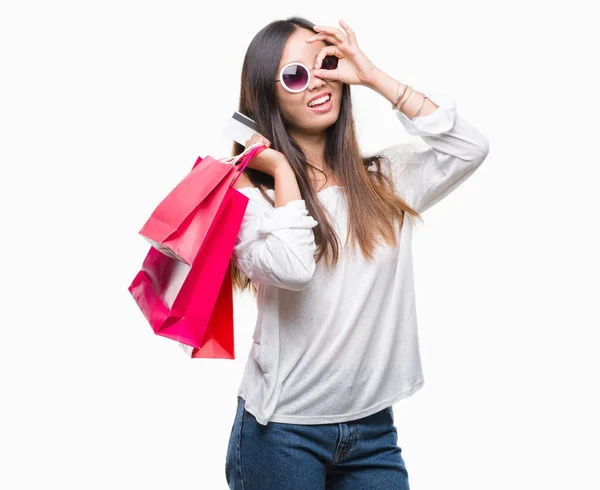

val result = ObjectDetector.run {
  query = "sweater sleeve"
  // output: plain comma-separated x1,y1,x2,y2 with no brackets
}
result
232,187,319,291
381,91,490,214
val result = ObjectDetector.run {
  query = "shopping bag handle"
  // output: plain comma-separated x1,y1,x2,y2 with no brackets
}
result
226,143,267,189
218,142,263,165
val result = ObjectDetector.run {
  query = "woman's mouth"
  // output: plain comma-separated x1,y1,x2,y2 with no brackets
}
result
308,94,333,113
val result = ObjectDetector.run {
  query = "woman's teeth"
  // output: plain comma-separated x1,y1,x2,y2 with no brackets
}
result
308,94,331,107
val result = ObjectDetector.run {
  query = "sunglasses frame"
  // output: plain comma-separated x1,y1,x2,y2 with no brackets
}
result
274,57,338,93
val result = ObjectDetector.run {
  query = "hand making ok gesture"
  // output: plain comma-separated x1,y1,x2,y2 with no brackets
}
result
306,19,381,87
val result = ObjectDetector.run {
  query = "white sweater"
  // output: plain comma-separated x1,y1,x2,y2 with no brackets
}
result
232,91,490,426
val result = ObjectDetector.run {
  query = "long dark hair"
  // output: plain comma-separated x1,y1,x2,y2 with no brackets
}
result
230,16,422,295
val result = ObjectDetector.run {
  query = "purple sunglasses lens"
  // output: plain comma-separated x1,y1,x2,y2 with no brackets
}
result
281,56,338,90
282,64,309,90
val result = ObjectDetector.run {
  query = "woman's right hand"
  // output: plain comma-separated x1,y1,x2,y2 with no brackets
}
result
242,133,290,177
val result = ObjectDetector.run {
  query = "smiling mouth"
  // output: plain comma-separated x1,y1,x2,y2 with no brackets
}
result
307,93,332,108
307,95,333,112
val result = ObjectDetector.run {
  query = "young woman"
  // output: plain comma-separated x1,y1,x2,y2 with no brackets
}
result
225,16,489,489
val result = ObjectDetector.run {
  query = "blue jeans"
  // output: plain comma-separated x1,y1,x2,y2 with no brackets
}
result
225,396,410,489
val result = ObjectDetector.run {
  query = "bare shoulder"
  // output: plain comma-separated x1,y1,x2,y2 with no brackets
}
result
232,171,256,190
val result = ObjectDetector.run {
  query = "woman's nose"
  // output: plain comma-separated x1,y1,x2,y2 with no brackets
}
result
308,70,327,90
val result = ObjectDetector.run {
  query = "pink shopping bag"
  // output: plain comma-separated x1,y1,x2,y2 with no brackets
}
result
128,144,265,358
138,143,265,265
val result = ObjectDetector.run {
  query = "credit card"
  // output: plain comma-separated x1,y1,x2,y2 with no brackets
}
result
222,111,261,146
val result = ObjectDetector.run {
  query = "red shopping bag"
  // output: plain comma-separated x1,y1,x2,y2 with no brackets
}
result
128,144,265,358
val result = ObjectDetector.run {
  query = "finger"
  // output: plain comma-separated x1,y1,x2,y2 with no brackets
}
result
338,19,357,46
314,30,345,46
312,68,337,81
314,26,347,42
305,31,336,45
314,46,338,69
313,60,340,81
312,26,346,44
307,32,342,48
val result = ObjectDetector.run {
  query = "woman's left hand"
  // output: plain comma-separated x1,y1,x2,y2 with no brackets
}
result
306,19,380,87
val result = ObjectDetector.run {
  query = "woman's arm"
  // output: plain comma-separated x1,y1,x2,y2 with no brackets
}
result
368,74,490,214
232,170,319,292
273,164,303,208
367,70,440,119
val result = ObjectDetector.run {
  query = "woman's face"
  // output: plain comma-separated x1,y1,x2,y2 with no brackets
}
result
275,28,343,134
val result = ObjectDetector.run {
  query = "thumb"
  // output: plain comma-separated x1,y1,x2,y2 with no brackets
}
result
312,68,336,80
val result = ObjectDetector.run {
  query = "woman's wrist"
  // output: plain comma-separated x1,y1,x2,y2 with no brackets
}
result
367,70,439,119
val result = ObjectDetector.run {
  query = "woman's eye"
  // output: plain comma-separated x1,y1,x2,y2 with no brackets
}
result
322,55,338,70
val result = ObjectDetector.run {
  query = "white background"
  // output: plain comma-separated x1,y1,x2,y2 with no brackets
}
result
1,1,599,489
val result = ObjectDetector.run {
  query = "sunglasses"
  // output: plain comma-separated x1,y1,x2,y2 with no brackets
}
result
274,55,339,93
